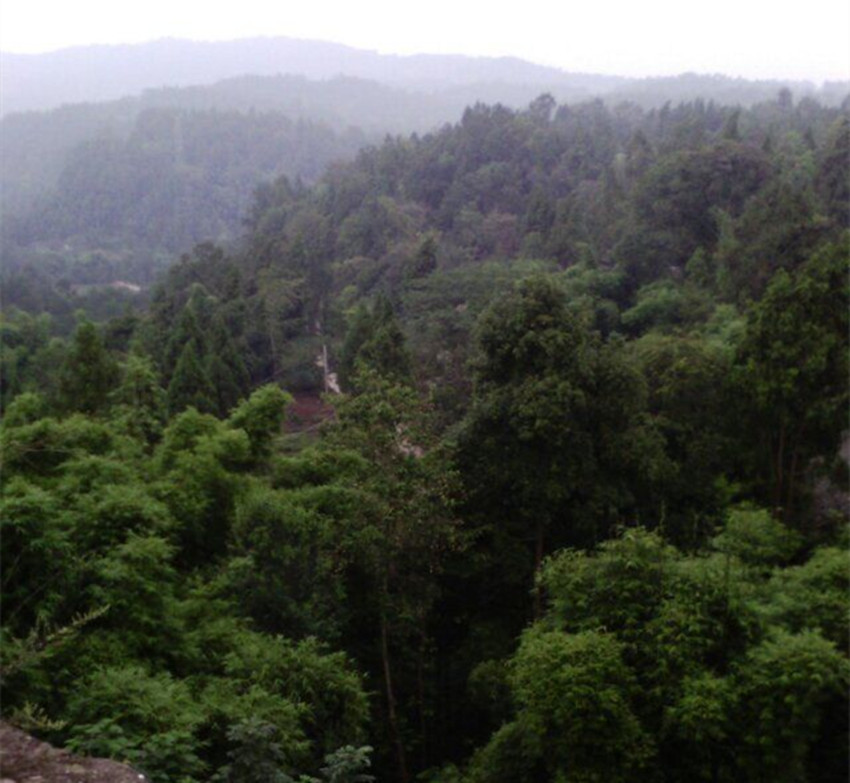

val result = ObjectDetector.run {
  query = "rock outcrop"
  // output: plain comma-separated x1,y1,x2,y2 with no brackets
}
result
0,721,148,783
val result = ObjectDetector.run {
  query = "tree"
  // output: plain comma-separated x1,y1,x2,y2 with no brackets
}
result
631,332,734,546
228,483,346,639
458,276,667,612
404,234,439,280
214,718,293,783
816,116,850,225
325,374,463,783
734,630,849,782
167,339,217,416
338,295,411,392
111,354,167,443
58,318,119,415
207,314,251,417
627,142,770,281
227,384,292,463
734,239,849,522
509,629,650,782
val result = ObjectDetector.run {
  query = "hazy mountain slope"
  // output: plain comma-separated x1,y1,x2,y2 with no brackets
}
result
4,36,846,120
0,36,623,116
0,75,421,220
1,106,370,288
0,72,602,222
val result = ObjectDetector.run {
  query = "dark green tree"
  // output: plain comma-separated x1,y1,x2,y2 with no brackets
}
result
58,318,120,415
206,314,251,417
458,276,667,611
735,239,849,522
166,339,217,416
338,295,411,392
111,354,167,443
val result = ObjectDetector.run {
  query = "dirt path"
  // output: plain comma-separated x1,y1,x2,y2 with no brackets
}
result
285,392,335,433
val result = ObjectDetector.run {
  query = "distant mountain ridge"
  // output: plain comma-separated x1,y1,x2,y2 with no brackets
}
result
0,36,625,116
4,36,845,118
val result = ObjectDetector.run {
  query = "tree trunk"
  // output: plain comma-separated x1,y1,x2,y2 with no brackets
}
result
773,420,786,512
534,519,545,619
266,303,280,380
381,612,408,783
417,625,428,770
785,421,806,521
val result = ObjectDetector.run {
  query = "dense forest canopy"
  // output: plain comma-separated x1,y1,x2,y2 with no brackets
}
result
2,52,847,325
1,75,848,783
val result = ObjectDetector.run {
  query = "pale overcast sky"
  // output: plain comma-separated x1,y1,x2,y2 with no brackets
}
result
2,0,848,82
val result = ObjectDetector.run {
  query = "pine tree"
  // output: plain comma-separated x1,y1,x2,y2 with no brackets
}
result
338,296,412,392
58,319,120,415
112,354,166,443
163,299,208,378
167,339,217,416
206,314,250,416
358,294,412,386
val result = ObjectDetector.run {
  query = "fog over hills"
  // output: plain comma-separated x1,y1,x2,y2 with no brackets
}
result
1,35,846,312
0,36,624,115
3,36,846,118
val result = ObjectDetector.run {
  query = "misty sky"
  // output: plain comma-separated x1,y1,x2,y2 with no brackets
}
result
2,0,849,82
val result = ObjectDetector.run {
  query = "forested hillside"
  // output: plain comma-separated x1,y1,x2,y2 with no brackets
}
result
0,102,371,326
2,42,847,330
1,86,848,783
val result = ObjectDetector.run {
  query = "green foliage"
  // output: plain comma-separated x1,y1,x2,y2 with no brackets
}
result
734,630,849,782
712,506,802,567
318,745,375,783
734,239,849,520
338,294,412,391
227,384,293,462
816,116,850,224
0,477,71,634
466,523,848,783
167,338,217,416
221,634,369,761
2,391,47,426
229,484,347,638
58,319,120,415
1,412,119,477
541,528,676,642
460,275,668,567
64,665,206,783
3,87,850,783
405,234,439,280
212,718,295,783
111,353,166,443
463,720,545,783
760,546,850,650
88,535,182,659
630,331,733,545
73,483,173,552
509,629,650,782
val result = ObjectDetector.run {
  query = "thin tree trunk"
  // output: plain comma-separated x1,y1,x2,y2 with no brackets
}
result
322,342,330,394
774,420,786,512
266,303,279,380
381,612,408,783
417,625,428,770
534,519,545,619
785,421,806,520
785,447,799,520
